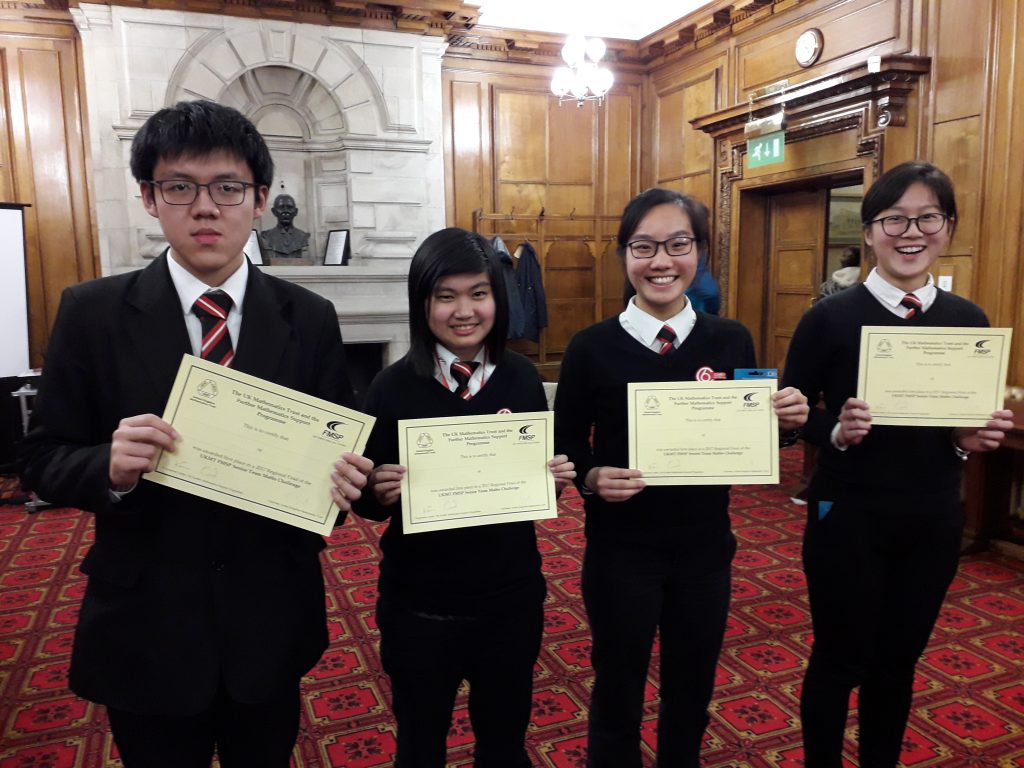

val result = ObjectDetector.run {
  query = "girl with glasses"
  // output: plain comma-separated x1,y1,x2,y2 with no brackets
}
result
554,187,808,767
781,161,1014,767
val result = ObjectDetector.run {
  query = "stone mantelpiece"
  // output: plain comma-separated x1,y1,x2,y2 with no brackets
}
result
262,263,411,363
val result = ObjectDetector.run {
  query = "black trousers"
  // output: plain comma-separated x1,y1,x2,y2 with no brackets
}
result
800,492,963,768
376,586,545,768
582,536,733,768
106,678,300,768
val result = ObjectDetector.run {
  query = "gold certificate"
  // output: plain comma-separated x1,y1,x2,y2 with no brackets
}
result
628,379,779,485
398,411,556,534
147,355,375,535
857,326,1012,427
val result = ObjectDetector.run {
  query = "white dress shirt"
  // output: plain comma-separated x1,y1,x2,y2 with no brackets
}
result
619,296,697,352
166,252,248,356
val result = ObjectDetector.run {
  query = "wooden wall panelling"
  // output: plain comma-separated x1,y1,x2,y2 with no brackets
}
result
972,0,1024,384
443,76,491,231
933,116,982,259
931,0,990,124
924,0,991,306
0,49,13,200
601,90,641,221
735,0,912,102
650,58,722,208
446,56,641,379
0,20,96,367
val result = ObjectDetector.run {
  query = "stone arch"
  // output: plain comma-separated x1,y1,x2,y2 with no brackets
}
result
165,27,390,137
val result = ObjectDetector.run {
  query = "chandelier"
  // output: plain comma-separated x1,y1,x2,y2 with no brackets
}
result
550,34,614,107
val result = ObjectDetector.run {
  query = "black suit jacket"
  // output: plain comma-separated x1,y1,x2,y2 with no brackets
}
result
19,254,353,715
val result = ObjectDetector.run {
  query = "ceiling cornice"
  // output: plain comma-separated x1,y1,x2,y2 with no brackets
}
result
59,1,480,34
6,0,817,71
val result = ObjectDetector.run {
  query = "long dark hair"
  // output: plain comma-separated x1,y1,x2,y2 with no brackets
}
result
407,228,509,377
861,161,957,237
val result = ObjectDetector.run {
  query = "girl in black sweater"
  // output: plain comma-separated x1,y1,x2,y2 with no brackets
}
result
554,188,808,767
781,162,1014,768
357,228,575,768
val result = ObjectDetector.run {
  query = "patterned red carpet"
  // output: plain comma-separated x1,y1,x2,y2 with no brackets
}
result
1,448,1022,767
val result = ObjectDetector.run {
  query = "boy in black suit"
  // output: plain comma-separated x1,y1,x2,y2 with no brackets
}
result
19,100,371,768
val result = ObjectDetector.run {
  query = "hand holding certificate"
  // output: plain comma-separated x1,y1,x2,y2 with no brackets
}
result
146,355,375,535
398,411,557,534
857,327,1012,426
628,379,779,485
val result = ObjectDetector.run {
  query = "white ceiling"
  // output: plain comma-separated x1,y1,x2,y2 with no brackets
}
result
476,0,715,41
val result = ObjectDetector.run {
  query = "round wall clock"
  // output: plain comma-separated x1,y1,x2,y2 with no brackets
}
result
795,28,823,68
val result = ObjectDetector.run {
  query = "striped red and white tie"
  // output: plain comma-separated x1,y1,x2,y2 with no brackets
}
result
900,293,922,319
656,324,677,355
192,290,235,367
450,360,481,400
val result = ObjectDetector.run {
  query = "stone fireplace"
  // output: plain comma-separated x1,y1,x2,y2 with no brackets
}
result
71,3,443,364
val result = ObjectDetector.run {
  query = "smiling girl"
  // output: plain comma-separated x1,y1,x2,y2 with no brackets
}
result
356,228,574,768
554,188,808,767
782,161,1014,768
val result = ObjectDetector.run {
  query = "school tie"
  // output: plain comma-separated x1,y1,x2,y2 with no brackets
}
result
450,360,480,400
192,290,235,367
656,324,677,355
900,293,923,319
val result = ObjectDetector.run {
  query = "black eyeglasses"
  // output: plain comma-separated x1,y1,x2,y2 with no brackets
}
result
626,237,696,259
868,213,950,237
148,180,256,206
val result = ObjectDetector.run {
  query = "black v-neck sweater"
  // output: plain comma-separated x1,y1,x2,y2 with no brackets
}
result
356,352,548,615
554,314,756,558
781,284,989,502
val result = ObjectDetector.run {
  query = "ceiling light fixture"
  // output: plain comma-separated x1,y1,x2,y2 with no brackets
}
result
550,34,614,107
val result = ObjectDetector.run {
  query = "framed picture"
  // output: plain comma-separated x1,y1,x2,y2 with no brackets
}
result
324,229,351,265
243,229,264,265
827,198,862,245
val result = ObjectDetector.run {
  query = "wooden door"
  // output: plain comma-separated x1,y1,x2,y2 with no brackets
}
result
765,190,826,369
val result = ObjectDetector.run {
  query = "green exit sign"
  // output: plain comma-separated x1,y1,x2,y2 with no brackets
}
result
747,131,785,168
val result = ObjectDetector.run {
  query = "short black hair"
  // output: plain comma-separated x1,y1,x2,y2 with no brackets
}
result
861,161,957,237
617,187,711,258
407,228,509,377
130,100,274,188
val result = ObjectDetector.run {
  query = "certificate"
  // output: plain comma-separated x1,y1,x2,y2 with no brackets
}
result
398,411,556,534
146,355,375,535
628,379,779,485
857,326,1012,427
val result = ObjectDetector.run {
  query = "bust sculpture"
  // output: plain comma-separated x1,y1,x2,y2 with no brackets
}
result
260,194,311,262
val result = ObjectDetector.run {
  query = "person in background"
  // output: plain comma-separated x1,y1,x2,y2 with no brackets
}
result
818,245,861,298
18,100,371,768
781,161,1013,768
686,247,721,315
555,187,808,768
356,227,575,768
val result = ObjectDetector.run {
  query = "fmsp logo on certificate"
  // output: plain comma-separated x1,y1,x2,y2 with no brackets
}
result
518,424,537,442
873,338,894,358
318,420,347,443
742,391,762,409
973,339,993,356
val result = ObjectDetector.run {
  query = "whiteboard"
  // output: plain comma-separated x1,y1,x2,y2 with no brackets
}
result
0,205,29,377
